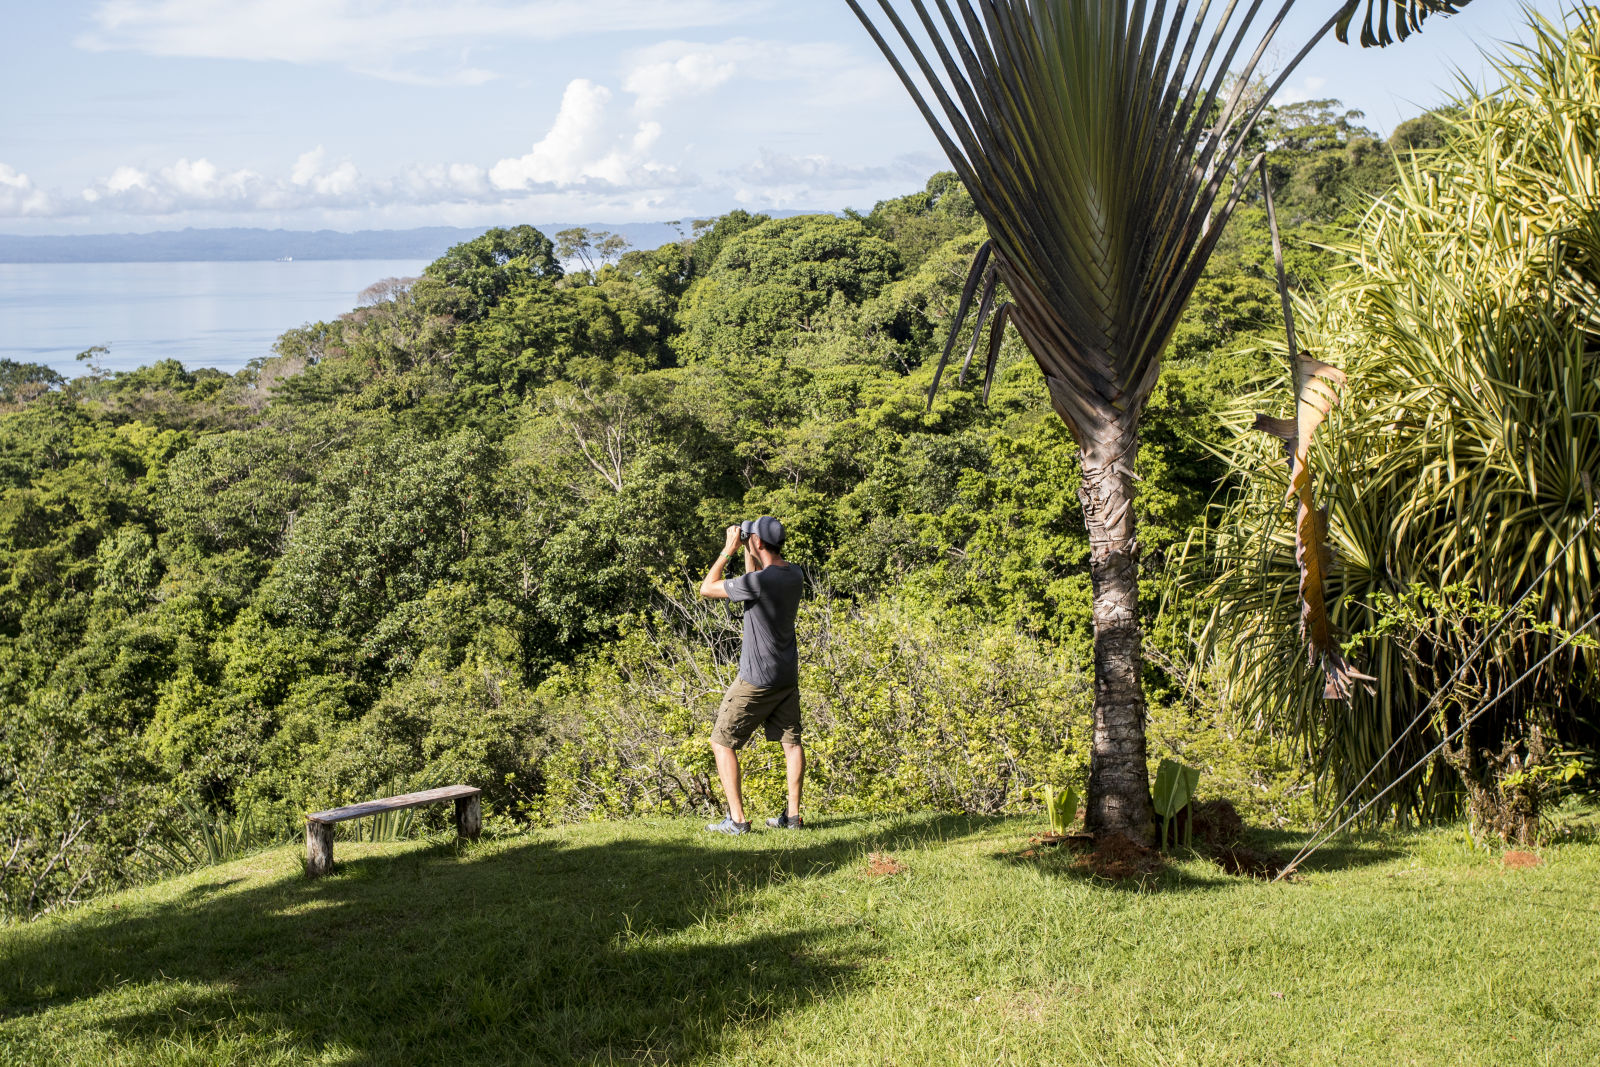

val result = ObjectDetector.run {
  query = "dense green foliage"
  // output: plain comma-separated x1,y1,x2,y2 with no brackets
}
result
3,79,1576,917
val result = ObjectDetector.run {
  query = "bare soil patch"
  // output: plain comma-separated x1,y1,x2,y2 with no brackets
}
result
1502,850,1542,870
1008,799,1291,881
1016,831,1094,858
1181,799,1291,880
1187,799,1245,850
1074,833,1166,879
1214,844,1284,879
864,852,907,877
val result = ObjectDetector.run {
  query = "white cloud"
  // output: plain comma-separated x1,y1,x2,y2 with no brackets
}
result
71,154,376,216
29,126,694,225
289,149,322,187
2,28,934,230
473,39,908,200
621,37,896,113
79,0,765,84
1274,74,1334,106
489,79,678,189
0,164,56,216
4,141,934,227
81,157,263,212
289,147,362,198
738,151,892,185
105,166,151,195
400,162,492,201
624,50,739,112
166,157,253,198
349,65,498,88
731,149,937,207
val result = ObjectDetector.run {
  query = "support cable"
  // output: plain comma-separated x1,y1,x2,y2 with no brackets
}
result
1275,602,1600,881
1275,503,1600,879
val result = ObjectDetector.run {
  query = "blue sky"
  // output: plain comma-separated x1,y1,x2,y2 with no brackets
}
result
0,1,1572,235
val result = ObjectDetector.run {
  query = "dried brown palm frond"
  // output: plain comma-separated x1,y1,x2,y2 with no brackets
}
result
1253,157,1374,700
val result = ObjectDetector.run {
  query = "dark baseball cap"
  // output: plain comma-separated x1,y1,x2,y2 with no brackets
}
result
740,516,785,546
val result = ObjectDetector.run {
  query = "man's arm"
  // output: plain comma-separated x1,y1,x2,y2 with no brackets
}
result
699,526,744,599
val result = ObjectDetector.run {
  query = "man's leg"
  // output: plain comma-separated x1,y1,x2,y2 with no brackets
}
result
713,740,747,824
782,741,804,819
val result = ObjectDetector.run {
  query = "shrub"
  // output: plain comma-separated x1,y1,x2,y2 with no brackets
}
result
527,592,1311,827
529,594,1085,822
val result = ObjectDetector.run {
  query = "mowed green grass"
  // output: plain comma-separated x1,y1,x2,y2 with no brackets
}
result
2,814,1596,1066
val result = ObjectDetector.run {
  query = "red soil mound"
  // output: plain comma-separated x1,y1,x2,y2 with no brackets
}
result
865,852,907,877
1074,833,1166,879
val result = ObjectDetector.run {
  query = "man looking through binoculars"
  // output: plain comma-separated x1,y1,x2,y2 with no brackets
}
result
698,516,805,834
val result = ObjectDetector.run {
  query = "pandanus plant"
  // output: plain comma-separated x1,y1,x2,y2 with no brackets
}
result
847,0,1471,842
1198,7,1600,823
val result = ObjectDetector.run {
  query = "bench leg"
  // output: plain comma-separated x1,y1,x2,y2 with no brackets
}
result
306,820,334,877
455,794,481,841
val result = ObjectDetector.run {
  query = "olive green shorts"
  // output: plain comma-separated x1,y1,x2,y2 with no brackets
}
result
711,676,802,750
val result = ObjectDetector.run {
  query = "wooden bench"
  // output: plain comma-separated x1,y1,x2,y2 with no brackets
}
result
304,784,481,877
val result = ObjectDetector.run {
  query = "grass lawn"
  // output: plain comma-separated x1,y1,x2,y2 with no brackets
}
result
2,814,1596,1065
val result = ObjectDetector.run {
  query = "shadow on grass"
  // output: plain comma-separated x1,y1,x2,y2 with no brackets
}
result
991,824,1407,893
1249,826,1410,881
0,814,987,1065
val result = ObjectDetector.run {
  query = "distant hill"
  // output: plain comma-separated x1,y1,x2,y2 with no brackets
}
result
0,220,769,264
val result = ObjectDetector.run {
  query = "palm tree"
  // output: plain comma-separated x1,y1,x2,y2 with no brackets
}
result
846,0,1472,842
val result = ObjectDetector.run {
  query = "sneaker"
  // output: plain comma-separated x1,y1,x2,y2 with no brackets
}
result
765,814,804,829
705,816,751,835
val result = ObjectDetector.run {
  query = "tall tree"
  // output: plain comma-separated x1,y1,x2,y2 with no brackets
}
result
848,0,1471,842
419,225,562,322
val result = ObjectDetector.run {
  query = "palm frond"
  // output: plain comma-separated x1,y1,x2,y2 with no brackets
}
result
850,1,1273,431
1337,0,1469,47
926,238,992,403
1255,156,1373,700
956,264,998,385
851,0,1472,444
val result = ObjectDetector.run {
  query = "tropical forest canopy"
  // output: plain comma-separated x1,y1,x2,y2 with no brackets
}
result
2,58,1596,917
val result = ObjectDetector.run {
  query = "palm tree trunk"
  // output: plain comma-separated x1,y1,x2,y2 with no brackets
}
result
1078,431,1157,844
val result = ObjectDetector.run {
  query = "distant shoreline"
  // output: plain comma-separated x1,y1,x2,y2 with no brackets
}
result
0,258,439,379
0,226,493,265
1,256,429,267
0,216,806,264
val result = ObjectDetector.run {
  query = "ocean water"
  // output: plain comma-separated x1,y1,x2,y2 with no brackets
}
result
0,259,430,377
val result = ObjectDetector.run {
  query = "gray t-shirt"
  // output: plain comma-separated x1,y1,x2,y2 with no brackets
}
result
723,562,804,688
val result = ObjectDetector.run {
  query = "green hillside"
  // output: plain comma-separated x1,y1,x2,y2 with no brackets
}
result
4,816,1598,1065
0,105,1451,919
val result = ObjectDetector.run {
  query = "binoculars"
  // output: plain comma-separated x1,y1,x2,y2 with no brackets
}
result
735,516,783,548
